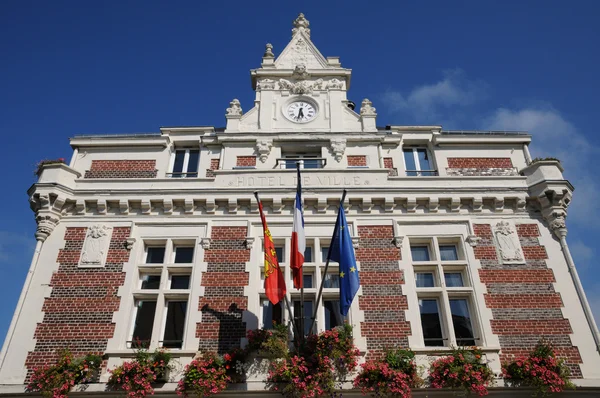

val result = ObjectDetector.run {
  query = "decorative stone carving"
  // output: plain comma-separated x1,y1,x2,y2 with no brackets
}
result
329,138,346,162
494,221,524,262
292,13,310,37
292,64,310,79
80,225,113,266
245,237,255,249
255,139,273,163
312,78,324,90
257,79,275,90
35,215,59,242
125,237,136,251
549,214,567,232
466,235,481,247
326,78,344,90
200,238,211,250
352,236,360,250
278,79,313,94
263,43,274,58
360,98,377,116
226,99,243,116
393,236,404,249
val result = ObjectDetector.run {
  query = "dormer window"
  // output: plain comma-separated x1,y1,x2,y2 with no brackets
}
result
169,149,199,178
403,146,437,176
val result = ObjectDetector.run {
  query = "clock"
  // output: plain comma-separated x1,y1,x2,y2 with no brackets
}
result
285,100,317,123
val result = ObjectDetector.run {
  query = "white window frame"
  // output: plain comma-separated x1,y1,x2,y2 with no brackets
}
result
128,238,195,350
168,148,200,178
411,236,479,347
279,152,323,169
403,146,436,176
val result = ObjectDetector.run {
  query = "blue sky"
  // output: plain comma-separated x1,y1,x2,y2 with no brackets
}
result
1,1,599,344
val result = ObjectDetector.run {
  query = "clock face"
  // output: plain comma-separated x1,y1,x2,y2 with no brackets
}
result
286,101,317,123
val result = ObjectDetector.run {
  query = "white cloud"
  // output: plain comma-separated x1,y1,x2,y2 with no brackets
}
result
485,107,600,228
382,69,488,120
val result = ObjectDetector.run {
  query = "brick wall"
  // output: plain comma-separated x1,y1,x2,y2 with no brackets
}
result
197,226,249,353
84,160,157,179
446,158,517,176
25,227,130,376
206,159,220,178
383,157,398,176
355,225,409,359
474,223,582,377
348,155,367,167
236,156,256,167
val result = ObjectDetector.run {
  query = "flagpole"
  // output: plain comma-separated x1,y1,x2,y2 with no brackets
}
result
296,162,305,344
308,189,347,334
253,191,301,343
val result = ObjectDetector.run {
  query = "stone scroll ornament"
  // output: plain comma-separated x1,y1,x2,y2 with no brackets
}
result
494,221,524,262
80,225,113,266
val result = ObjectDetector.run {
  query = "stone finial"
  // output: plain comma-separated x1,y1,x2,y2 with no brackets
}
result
292,13,311,37
360,98,377,116
264,43,274,58
226,99,243,117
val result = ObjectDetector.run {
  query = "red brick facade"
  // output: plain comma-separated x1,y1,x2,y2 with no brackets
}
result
347,155,367,167
197,226,249,353
206,159,220,178
236,156,256,167
25,227,130,376
84,160,157,179
355,225,409,359
473,223,582,377
446,158,517,176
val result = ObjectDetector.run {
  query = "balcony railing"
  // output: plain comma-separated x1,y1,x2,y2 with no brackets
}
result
276,158,327,169
406,169,439,177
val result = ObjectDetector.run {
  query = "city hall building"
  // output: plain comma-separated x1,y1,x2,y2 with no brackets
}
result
2,13,600,395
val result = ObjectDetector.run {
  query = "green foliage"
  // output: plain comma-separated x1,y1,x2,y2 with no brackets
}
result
530,157,561,164
384,348,423,387
246,324,289,360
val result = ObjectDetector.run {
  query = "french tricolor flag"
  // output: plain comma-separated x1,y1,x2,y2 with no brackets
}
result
290,166,305,289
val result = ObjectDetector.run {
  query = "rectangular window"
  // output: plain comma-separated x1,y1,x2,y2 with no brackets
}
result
282,153,323,169
323,273,340,288
170,274,191,289
131,300,157,347
449,299,475,346
146,247,166,264
275,247,284,263
303,273,313,288
304,246,313,263
171,149,200,178
415,272,435,288
174,247,194,263
162,301,188,348
141,274,161,290
293,300,314,336
403,147,436,176
439,245,458,261
262,300,283,329
444,273,464,287
324,300,344,330
419,299,444,346
411,246,430,261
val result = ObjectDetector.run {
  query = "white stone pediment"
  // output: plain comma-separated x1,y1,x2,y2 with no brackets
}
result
239,106,259,132
275,31,330,70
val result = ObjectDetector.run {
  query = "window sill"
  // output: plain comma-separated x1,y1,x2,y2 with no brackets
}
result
104,349,198,357
411,346,501,355
78,264,105,269
233,166,256,170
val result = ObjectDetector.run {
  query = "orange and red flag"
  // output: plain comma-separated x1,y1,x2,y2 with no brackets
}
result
257,196,286,304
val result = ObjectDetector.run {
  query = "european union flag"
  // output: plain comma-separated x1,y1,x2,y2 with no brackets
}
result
329,202,360,317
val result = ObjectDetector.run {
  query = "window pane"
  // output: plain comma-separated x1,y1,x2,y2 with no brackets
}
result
186,150,199,177
419,299,444,346
174,247,194,263
304,247,313,263
410,246,430,261
262,300,283,329
324,300,344,330
173,150,186,176
293,300,314,336
403,149,417,176
163,301,187,348
303,159,320,169
439,245,458,261
275,247,284,263
146,247,165,263
415,272,435,288
285,159,296,169
450,299,475,346
323,273,340,288
303,274,313,288
171,275,190,289
132,300,157,347
141,274,161,289
444,273,464,287
416,148,432,171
